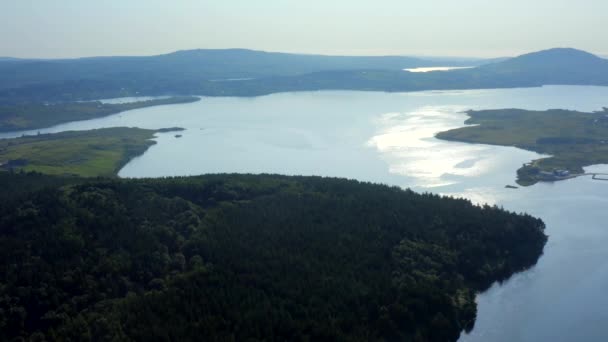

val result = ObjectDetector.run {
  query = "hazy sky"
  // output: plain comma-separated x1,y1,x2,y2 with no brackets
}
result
1,0,606,58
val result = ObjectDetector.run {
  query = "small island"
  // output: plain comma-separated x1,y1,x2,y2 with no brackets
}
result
436,107,608,185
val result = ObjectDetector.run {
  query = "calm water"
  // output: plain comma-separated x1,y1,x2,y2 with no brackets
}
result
2,85,608,341
404,66,475,72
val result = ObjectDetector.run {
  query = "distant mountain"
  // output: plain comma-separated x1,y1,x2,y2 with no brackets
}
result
476,48,608,85
0,47,607,104
217,48,608,94
160,48,439,72
0,48,491,91
482,48,606,70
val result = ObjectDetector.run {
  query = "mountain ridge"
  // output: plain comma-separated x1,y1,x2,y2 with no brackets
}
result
480,47,607,70
0,47,607,104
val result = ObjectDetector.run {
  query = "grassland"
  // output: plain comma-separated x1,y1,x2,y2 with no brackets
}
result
0,127,177,177
436,107,608,185
0,96,199,132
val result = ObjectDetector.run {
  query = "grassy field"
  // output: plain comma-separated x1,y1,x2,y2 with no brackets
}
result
436,107,608,185
0,96,199,132
0,127,173,177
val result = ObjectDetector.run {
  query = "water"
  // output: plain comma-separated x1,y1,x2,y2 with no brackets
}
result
404,66,475,72
98,96,171,104
2,85,608,340
455,173,608,342
75,96,172,104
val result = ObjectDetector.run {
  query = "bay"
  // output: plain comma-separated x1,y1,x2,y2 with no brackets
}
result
2,85,608,340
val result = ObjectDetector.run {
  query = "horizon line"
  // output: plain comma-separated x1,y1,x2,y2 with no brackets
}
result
0,47,605,61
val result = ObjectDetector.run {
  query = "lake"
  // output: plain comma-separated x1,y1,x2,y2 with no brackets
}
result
404,66,475,72
2,85,608,341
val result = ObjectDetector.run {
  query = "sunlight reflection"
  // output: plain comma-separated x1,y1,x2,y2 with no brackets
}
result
367,106,494,188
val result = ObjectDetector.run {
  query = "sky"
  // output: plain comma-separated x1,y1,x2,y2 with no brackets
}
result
1,0,607,59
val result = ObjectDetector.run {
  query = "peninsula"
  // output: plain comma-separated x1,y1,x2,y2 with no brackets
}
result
0,127,182,177
0,96,199,132
436,107,608,185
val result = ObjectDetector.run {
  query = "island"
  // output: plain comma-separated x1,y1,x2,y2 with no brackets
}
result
436,107,608,185
0,172,546,341
0,96,199,132
0,127,181,177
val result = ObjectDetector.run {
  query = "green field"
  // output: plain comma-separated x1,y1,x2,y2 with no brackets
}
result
0,127,174,177
0,96,199,132
436,107,608,185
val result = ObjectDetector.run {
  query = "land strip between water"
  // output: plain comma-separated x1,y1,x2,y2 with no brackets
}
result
0,127,183,177
436,107,608,186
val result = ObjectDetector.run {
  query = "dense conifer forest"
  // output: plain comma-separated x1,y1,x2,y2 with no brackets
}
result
0,172,547,341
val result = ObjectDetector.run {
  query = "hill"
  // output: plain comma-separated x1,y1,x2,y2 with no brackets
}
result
0,49,482,92
0,48,606,105
0,173,546,341
475,48,608,85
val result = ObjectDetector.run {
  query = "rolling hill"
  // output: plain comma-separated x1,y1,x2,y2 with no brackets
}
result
475,48,608,85
0,48,606,104
0,49,484,91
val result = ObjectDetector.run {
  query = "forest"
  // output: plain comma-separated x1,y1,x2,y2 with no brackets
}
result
0,172,547,341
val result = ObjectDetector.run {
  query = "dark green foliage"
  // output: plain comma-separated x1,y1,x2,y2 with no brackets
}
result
0,171,82,203
536,137,597,145
0,173,547,341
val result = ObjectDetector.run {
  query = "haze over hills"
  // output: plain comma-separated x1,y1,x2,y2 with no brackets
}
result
476,48,608,85
0,48,486,91
0,47,606,104
482,48,606,70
